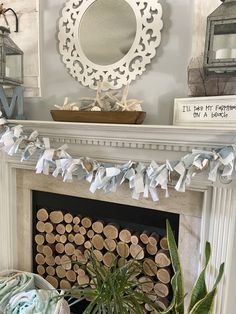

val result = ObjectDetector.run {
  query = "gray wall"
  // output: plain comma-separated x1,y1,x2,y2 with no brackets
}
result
24,0,194,125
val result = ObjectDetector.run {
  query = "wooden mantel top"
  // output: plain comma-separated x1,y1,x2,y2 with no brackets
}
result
8,119,236,148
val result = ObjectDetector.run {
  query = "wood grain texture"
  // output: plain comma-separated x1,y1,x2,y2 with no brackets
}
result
50,111,146,124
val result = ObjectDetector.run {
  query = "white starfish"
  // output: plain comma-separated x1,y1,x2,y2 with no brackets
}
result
54,97,79,111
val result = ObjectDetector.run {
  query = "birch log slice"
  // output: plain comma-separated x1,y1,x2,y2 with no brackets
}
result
75,250,87,264
36,245,44,254
76,268,86,277
49,211,63,224
56,266,66,278
146,243,158,256
46,266,56,276
155,250,171,267
56,224,66,235
37,265,45,276
55,243,65,254
104,238,116,252
143,258,157,277
65,243,75,256
64,213,73,224
160,237,169,251
36,221,45,233
156,298,168,310
148,233,160,246
77,275,90,286
46,276,58,289
74,234,85,245
118,258,127,268
45,255,55,267
73,216,81,225
119,229,131,243
92,221,104,234
91,234,104,250
103,224,119,240
55,256,61,265
81,217,92,229
35,235,45,246
55,234,61,242
87,229,95,239
79,226,87,235
66,270,77,282
117,242,129,258
130,234,139,245
139,277,154,293
60,235,67,244
154,282,169,298
140,232,149,245
46,233,55,244
73,225,80,233
130,244,144,260
42,245,53,256
44,222,54,234
84,240,92,249
93,250,103,262
37,208,48,222
65,224,73,233
60,280,72,289
61,255,72,270
35,254,45,265
156,269,171,284
68,234,75,243
103,252,116,267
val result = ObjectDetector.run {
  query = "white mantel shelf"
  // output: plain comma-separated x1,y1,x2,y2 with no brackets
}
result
8,119,236,148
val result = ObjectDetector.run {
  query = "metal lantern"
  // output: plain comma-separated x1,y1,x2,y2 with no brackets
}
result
204,0,236,76
0,26,23,85
0,5,24,119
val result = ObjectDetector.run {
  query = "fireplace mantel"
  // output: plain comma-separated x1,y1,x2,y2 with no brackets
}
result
1,120,236,314
9,119,236,148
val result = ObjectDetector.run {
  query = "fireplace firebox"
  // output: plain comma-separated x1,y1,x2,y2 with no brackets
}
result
32,191,179,311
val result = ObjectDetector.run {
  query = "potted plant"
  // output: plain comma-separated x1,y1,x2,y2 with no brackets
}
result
62,221,224,314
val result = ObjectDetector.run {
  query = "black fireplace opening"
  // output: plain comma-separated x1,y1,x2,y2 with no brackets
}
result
32,190,180,312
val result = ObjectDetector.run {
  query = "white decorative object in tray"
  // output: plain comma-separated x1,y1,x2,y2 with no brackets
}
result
173,95,236,127
58,0,163,90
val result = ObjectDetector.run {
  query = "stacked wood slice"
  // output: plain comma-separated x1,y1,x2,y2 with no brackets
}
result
35,208,173,310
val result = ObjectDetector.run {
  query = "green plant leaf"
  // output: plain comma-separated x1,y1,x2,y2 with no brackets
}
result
189,263,224,314
212,263,224,290
167,220,185,314
188,242,211,312
189,288,217,314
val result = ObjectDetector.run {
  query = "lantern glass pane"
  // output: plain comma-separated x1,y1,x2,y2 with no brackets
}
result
213,23,236,60
5,54,22,81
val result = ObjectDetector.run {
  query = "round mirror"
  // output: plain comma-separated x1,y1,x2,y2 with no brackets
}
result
58,0,163,90
79,0,136,66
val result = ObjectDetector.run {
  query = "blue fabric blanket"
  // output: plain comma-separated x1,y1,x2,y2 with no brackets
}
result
0,272,60,314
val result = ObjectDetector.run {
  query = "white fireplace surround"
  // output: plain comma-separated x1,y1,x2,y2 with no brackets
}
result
0,120,236,314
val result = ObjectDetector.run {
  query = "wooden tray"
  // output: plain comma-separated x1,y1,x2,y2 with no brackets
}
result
50,110,146,124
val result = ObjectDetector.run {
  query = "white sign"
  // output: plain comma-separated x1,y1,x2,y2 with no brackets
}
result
173,96,236,127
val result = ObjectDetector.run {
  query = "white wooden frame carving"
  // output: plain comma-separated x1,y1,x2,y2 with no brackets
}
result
58,0,163,90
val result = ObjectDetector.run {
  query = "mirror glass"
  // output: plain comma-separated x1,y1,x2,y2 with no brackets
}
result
79,0,136,66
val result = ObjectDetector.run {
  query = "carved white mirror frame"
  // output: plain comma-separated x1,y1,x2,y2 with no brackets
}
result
58,0,163,90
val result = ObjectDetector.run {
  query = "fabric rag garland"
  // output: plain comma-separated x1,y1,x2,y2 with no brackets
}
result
0,112,235,203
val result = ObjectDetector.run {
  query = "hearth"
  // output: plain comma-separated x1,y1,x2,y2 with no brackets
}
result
32,191,179,311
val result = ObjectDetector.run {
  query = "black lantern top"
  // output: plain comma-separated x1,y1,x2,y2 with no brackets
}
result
203,0,236,75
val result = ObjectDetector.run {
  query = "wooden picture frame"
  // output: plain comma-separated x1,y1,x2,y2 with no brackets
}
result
173,95,236,127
